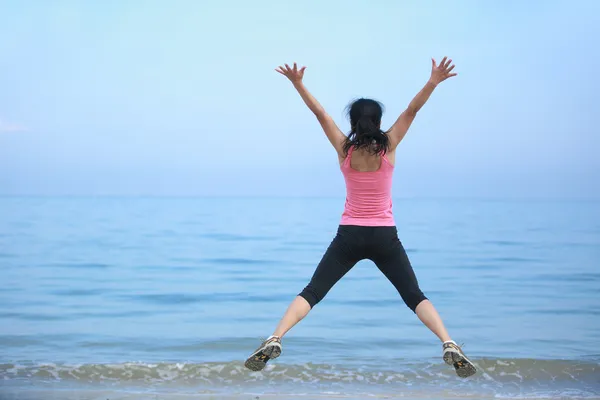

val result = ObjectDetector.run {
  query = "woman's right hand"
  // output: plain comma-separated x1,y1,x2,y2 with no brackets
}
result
429,57,457,86
276,62,307,84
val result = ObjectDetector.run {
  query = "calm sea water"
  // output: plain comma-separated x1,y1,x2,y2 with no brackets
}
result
0,197,599,399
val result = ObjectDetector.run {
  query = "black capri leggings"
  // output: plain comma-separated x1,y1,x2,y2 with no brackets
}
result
299,225,427,312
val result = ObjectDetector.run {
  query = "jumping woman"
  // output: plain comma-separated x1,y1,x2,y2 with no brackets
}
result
244,57,476,378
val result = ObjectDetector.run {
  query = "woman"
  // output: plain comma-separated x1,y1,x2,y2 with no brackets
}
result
244,57,476,378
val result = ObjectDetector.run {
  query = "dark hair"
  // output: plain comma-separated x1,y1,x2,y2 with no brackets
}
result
342,98,390,156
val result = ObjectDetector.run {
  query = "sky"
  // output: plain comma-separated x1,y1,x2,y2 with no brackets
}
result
0,0,598,199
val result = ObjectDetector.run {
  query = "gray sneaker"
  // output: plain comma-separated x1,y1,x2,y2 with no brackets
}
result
244,335,282,371
443,341,476,378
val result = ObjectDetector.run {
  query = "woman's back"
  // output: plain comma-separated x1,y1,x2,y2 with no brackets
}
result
340,146,395,227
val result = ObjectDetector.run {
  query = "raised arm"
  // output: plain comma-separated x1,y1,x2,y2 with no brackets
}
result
388,57,457,150
276,63,346,159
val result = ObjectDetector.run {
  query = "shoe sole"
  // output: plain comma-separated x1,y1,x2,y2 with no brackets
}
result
244,342,282,372
443,349,477,378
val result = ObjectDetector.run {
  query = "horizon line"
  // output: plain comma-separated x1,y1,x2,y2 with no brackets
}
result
0,194,598,202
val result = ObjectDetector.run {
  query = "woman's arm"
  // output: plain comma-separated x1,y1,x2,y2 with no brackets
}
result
388,57,457,150
276,63,346,159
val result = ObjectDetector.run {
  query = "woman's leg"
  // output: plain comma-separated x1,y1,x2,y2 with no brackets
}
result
414,299,451,342
273,228,361,338
370,229,451,342
245,227,361,371
371,228,476,378
272,295,311,338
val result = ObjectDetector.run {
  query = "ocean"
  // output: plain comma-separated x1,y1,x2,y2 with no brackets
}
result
0,196,598,399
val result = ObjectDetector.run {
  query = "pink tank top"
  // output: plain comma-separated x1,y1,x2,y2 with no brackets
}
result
340,146,395,226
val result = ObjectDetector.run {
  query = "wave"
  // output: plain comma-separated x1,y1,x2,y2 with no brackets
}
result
2,359,599,399
1,358,598,386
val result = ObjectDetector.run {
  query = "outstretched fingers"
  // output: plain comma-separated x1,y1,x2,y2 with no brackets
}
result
444,60,457,77
276,63,293,75
275,61,307,81
437,56,451,70
429,56,458,82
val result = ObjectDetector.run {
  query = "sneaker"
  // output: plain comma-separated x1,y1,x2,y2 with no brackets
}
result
244,335,282,371
443,341,476,378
